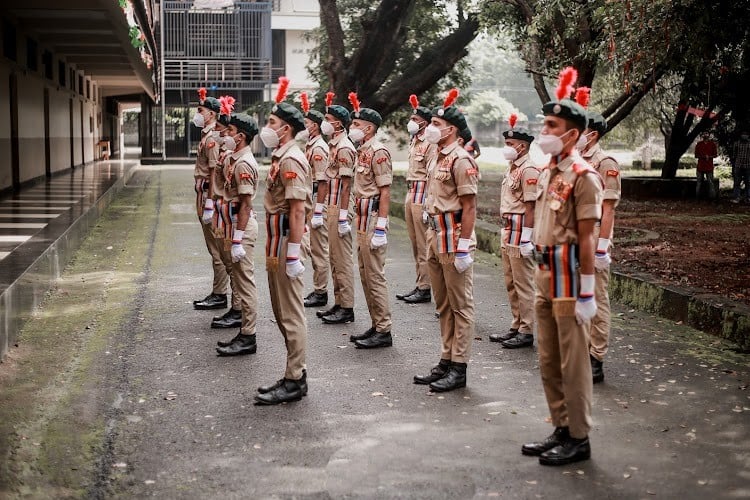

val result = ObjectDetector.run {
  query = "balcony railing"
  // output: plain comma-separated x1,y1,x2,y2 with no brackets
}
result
163,59,271,90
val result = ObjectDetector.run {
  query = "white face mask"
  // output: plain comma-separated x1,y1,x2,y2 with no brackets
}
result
575,133,588,151
537,129,574,156
320,121,335,136
423,124,442,144
348,127,365,143
192,112,205,129
502,145,519,162
260,126,281,148
223,134,237,152
296,129,310,142
407,120,420,136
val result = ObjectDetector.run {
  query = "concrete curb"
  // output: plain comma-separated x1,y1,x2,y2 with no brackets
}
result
388,198,750,352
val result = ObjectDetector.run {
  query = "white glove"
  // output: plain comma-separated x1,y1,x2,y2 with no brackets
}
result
519,227,534,258
285,242,305,279
310,203,325,228
594,238,612,271
338,209,351,236
422,210,429,224
454,238,473,273
370,217,388,249
231,230,246,263
202,199,215,225
575,274,598,324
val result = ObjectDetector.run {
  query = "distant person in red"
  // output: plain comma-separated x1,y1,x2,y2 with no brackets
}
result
694,132,718,200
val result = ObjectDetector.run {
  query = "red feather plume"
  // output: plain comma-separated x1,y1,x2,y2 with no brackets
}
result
555,67,578,101
219,95,235,117
300,91,310,114
348,92,361,113
409,94,419,110
325,91,335,110
575,87,591,108
509,113,518,129
198,87,207,102
443,88,459,108
275,76,290,104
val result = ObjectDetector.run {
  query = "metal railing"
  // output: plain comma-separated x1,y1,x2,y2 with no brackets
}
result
163,59,271,90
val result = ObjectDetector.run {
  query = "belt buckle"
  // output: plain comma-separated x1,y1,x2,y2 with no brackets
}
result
532,249,545,265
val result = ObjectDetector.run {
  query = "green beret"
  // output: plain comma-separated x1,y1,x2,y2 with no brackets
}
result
432,105,468,132
412,106,432,123
503,127,534,143
217,112,231,127
305,109,325,125
459,127,472,144
271,102,306,135
542,98,587,131
351,107,382,128
326,105,351,127
586,112,607,135
229,112,258,139
200,96,221,113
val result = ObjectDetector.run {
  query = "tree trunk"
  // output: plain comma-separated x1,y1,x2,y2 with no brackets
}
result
661,102,720,178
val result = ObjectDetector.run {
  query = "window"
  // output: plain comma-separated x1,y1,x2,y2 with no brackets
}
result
86,80,90,99
26,37,37,72
42,50,53,79
58,61,66,86
271,30,285,80
69,68,75,90
78,74,83,96
2,18,17,61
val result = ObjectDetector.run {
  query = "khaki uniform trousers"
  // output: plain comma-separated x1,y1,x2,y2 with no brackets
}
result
404,196,431,290
201,219,230,295
590,227,611,361
534,269,593,439
218,241,241,311
326,201,355,308
501,241,536,334
266,234,307,380
356,214,392,332
221,218,258,335
426,229,475,364
310,206,330,293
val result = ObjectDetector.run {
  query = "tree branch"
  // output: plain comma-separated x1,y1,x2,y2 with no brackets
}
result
318,0,347,96
604,67,666,131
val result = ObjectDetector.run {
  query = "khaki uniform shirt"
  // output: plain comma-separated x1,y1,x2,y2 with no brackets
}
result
533,151,603,247
500,154,540,216
326,132,356,179
306,134,329,182
264,139,313,216
354,136,392,199
194,123,219,179
212,144,230,200
582,143,621,207
407,134,437,182
223,145,259,202
425,141,479,215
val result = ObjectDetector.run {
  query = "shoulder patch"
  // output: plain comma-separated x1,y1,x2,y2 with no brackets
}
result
526,178,538,185
284,171,298,179
206,140,216,148
606,170,619,177
376,156,389,164
466,167,478,176
239,172,251,181
313,154,323,161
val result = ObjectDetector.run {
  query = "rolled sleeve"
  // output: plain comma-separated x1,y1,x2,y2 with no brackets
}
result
373,150,392,187
521,167,540,202
574,173,603,221
600,158,621,202
337,149,355,177
282,159,308,201
312,147,328,181
454,158,479,197
206,139,219,169
234,162,257,196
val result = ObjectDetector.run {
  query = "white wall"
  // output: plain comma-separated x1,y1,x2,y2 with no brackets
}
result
0,63,12,191
16,74,46,183
72,97,83,166
49,88,71,173
83,99,94,163
285,30,316,89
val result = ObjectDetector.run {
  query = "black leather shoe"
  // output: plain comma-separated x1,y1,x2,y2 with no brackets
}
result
258,370,308,396
350,327,375,343
521,427,570,456
539,437,591,466
591,355,604,384
194,293,228,310
211,308,242,328
254,378,305,405
354,331,392,349
414,359,451,385
429,363,466,392
501,333,534,349
215,334,257,356
489,328,518,343
403,288,431,304
321,307,354,324
304,291,328,308
396,287,419,300
316,304,340,318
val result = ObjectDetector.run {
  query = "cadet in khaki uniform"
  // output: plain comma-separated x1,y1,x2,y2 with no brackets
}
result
299,92,331,309
580,112,621,384
317,94,356,324
209,97,243,329
413,89,479,393
346,94,394,349
521,69,603,466
489,115,540,349
254,78,313,405
396,95,436,304
192,88,230,311
213,112,261,356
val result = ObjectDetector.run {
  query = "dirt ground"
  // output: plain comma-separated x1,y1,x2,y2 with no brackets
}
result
470,171,750,306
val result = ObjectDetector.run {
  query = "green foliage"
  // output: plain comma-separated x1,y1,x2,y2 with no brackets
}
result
464,90,525,127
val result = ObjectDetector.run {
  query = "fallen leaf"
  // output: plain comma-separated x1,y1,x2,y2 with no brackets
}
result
371,392,384,397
